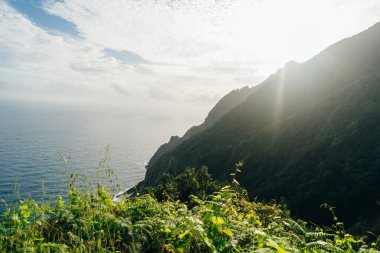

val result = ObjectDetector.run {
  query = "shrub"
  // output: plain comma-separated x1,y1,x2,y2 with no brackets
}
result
0,162,379,252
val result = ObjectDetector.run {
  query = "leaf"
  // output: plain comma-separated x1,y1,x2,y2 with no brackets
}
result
20,204,32,219
211,216,225,225
178,230,190,239
12,214,20,222
161,227,172,233
222,229,233,237
254,230,266,237
58,196,65,206
266,239,289,253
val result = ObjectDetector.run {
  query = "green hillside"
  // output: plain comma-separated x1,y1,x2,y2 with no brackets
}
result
1,166,379,252
148,86,256,166
142,22,380,233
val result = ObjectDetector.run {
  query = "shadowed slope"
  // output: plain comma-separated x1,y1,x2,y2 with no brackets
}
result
143,22,380,232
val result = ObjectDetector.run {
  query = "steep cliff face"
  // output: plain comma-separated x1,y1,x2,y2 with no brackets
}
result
146,86,256,167
142,22,380,231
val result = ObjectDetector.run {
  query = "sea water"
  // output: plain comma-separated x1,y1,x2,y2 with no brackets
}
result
0,99,199,207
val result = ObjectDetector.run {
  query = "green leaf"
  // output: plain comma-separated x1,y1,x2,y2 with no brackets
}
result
222,229,233,237
266,239,289,253
211,216,225,225
20,204,32,219
178,230,190,239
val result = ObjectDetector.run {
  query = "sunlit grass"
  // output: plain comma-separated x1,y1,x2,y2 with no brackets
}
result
0,161,379,252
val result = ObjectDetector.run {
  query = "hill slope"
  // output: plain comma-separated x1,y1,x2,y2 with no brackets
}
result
142,22,380,231
147,86,256,166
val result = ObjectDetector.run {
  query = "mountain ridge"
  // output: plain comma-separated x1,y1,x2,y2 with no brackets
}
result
146,85,257,168
141,21,380,232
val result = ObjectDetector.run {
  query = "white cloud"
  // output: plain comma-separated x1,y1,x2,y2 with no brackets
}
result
1,0,380,114
0,1,244,109
44,0,380,64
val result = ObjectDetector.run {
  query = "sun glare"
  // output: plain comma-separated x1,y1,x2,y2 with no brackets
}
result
223,0,339,66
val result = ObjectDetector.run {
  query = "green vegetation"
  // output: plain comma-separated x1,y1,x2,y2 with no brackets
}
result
148,86,256,167
147,166,222,202
1,163,379,252
143,22,380,233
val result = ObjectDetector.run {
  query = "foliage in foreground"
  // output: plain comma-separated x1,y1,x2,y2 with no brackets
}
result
0,164,379,252
145,166,222,202
0,190,379,252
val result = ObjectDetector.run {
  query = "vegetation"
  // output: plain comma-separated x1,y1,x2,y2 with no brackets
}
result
1,162,379,252
2,23,380,250
147,166,222,202
147,86,256,167
143,22,380,233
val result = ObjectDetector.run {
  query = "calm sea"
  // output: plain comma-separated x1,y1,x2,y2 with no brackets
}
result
0,99,200,208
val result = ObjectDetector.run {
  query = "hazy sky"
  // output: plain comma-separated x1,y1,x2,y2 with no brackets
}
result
1,0,380,114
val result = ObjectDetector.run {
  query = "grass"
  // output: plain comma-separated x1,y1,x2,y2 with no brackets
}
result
0,161,379,252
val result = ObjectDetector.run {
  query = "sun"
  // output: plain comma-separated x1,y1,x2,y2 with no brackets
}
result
221,0,338,66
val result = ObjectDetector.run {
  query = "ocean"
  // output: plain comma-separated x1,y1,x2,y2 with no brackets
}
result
0,99,200,207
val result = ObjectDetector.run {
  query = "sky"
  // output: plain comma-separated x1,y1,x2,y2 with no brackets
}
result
1,0,380,116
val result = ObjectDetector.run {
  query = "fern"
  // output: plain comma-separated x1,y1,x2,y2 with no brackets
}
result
306,232,335,240
284,219,306,236
0,163,378,252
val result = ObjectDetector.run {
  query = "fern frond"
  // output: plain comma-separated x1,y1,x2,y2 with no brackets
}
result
306,240,343,252
284,219,306,236
306,232,335,240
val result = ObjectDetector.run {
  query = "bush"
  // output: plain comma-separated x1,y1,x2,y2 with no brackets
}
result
152,166,222,202
0,162,379,252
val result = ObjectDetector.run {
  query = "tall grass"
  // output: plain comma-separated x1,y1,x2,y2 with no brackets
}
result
0,159,379,252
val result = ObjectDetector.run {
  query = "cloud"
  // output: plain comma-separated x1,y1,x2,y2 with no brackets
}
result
148,86,171,100
103,49,149,65
0,1,245,106
43,0,230,64
1,0,380,111
44,0,380,65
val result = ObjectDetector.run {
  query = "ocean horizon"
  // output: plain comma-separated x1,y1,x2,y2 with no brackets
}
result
0,98,201,206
